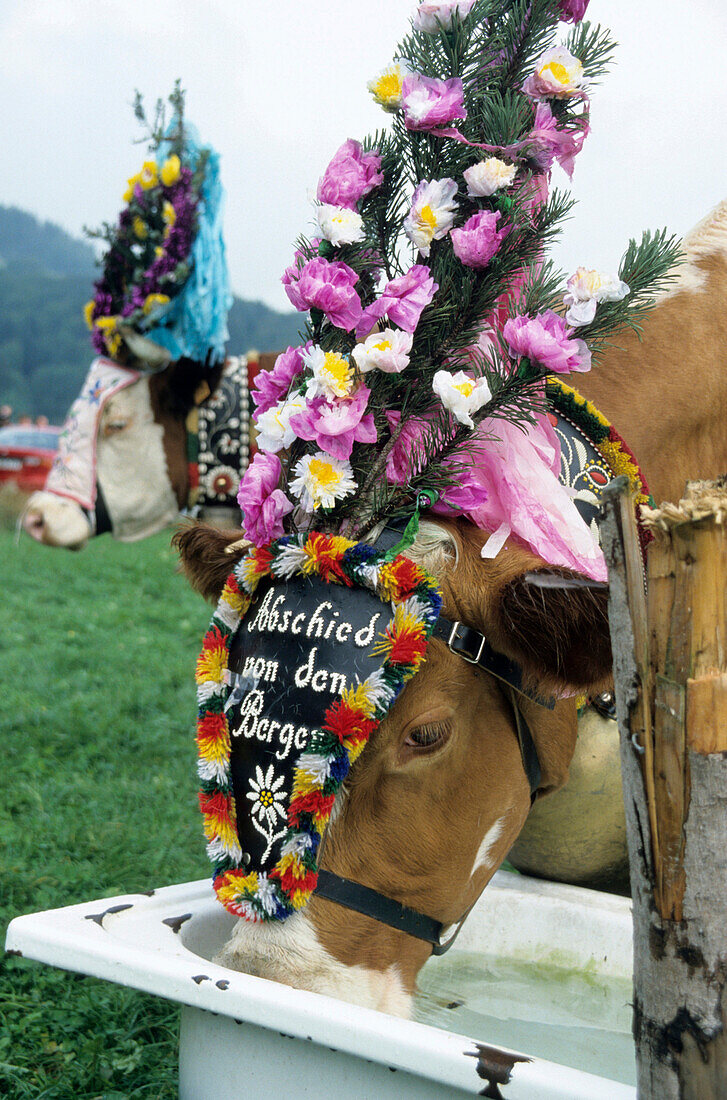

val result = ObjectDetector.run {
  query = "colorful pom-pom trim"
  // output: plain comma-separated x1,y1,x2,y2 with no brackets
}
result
195,532,442,923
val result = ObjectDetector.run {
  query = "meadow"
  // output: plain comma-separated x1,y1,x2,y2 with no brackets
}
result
0,519,213,1098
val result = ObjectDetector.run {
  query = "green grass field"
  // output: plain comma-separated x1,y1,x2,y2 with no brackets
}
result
0,525,213,1098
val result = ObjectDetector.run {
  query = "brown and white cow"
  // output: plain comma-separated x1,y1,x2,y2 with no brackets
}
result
22,353,276,548
174,198,727,1013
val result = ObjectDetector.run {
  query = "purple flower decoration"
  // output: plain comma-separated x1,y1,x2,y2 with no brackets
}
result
237,451,294,546
528,102,589,180
356,264,438,339
401,74,467,131
451,211,510,269
503,310,591,374
252,343,310,417
317,139,383,210
557,0,589,22
282,256,363,332
289,386,377,461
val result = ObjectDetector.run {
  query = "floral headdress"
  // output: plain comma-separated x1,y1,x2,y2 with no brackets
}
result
84,83,231,368
198,0,680,924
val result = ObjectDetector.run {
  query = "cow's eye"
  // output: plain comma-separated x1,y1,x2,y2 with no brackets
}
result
404,722,449,751
102,418,130,437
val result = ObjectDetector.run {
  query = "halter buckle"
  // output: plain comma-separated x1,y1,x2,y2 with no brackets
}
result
447,621,486,665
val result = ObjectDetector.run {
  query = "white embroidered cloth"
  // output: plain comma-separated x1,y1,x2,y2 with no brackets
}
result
44,358,140,511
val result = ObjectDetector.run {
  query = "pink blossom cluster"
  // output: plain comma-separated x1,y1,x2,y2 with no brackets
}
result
356,264,438,340
289,385,377,462
528,102,589,180
451,210,510,269
237,451,293,545
503,310,591,374
401,74,467,131
251,344,309,417
316,139,383,210
557,0,589,22
282,256,363,332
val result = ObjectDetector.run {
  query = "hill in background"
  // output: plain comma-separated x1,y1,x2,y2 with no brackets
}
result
0,205,302,422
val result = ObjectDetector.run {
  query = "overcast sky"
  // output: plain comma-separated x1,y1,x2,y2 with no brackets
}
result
2,0,725,317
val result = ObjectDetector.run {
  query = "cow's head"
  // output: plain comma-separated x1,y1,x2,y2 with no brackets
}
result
175,518,611,1015
23,356,226,549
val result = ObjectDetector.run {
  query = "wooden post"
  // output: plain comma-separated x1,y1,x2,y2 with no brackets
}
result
599,476,727,1099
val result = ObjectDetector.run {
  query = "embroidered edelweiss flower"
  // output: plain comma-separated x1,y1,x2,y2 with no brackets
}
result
404,178,458,257
432,369,492,429
352,328,414,374
316,204,366,247
523,46,585,99
563,267,630,327
463,157,517,197
289,451,357,512
254,393,307,453
246,764,286,828
303,345,355,400
368,62,409,111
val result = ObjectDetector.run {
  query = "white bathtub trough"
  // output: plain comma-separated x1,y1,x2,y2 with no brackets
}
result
5,871,636,1099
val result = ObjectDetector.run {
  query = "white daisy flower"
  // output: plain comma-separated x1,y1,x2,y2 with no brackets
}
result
254,393,307,453
289,452,357,513
316,204,366,247
563,268,630,327
352,328,414,374
463,157,517,197
404,178,458,257
303,345,356,400
432,369,492,429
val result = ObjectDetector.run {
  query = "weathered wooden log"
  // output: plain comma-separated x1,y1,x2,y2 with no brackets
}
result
600,475,727,1099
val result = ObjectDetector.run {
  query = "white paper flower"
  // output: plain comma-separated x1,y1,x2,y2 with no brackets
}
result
254,393,307,453
404,178,459,257
413,0,476,34
463,157,517,197
352,328,414,374
289,451,357,512
367,62,409,111
526,46,585,99
432,369,492,429
246,764,286,827
563,267,630,327
316,204,366,247
303,345,355,399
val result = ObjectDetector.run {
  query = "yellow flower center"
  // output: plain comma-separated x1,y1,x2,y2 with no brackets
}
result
454,380,475,397
541,60,570,85
371,70,403,106
309,458,340,488
323,352,353,394
259,789,274,807
138,161,159,190
419,204,437,231
374,340,392,352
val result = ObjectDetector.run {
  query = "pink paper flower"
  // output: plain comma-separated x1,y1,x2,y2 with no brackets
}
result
316,139,383,210
557,0,589,22
384,410,488,513
503,309,591,374
282,256,363,332
251,343,309,417
289,386,377,461
451,210,510,269
356,264,438,339
413,0,477,33
401,74,467,131
237,451,294,546
528,102,589,180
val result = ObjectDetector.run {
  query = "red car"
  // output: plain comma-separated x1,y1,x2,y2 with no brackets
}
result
0,424,61,492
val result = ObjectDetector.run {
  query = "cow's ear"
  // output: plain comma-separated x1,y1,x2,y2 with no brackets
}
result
173,522,251,602
152,358,225,418
497,568,612,694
